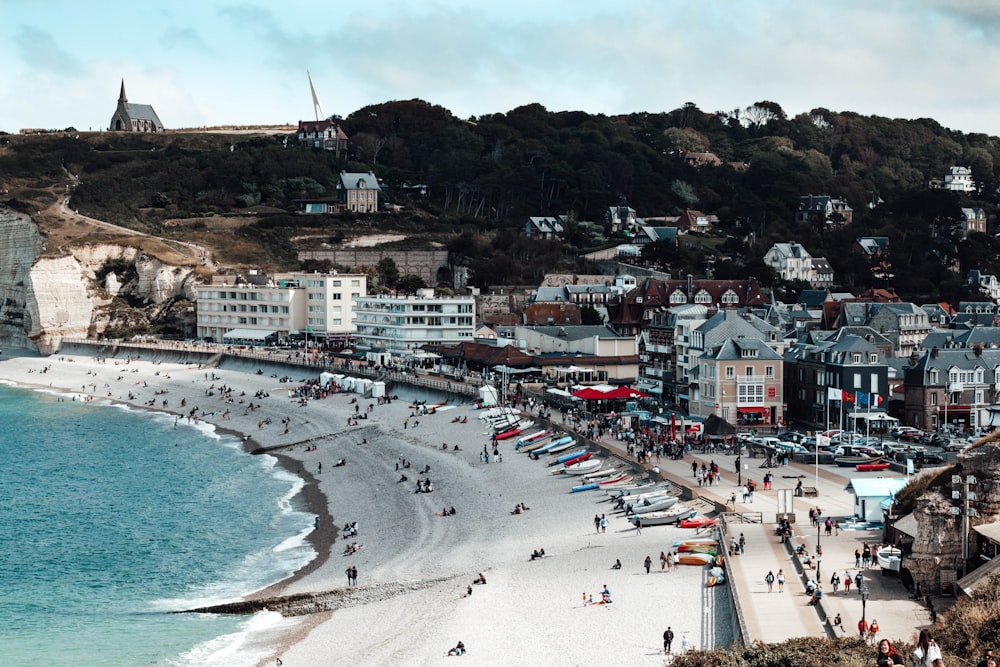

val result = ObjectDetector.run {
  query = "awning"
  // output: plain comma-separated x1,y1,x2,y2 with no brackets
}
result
223,329,277,341
572,386,651,400
738,406,769,414
937,405,971,412
677,393,689,400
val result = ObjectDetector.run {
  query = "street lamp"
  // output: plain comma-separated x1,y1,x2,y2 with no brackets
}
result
860,583,870,628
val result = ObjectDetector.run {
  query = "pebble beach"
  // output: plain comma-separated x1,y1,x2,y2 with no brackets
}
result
0,349,732,666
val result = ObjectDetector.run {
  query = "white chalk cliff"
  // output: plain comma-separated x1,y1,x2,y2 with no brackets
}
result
0,206,198,353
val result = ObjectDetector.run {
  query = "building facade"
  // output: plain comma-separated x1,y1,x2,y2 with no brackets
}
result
694,338,784,427
353,290,475,357
337,171,381,213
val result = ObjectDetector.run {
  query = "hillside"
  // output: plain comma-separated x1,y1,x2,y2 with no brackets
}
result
3,100,1000,301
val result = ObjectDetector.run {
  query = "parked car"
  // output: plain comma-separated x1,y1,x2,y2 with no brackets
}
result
915,452,947,466
941,440,967,452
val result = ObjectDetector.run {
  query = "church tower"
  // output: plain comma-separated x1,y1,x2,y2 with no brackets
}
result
108,79,164,132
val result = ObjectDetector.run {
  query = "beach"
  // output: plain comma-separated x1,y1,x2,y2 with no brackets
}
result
0,349,729,666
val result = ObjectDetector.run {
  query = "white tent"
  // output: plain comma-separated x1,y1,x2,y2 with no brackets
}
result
479,385,500,407
319,372,337,387
371,381,386,399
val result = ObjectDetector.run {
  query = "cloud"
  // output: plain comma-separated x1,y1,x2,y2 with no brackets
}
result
160,26,214,55
13,25,83,75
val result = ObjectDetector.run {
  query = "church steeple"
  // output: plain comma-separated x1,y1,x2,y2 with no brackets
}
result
119,79,127,104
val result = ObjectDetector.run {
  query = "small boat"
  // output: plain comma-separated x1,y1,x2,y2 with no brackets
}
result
680,517,719,529
570,482,600,493
562,459,603,476
836,455,883,468
560,451,593,466
876,545,902,572
673,537,718,547
549,449,587,465
519,435,556,452
677,552,714,566
630,506,696,526
598,475,632,486
544,441,576,456
582,467,622,480
495,420,534,439
515,430,551,447
533,436,574,456
856,461,891,472
630,495,680,514
678,544,717,555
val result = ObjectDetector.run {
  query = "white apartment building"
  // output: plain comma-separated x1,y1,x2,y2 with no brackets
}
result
944,166,976,193
354,289,475,358
195,271,366,345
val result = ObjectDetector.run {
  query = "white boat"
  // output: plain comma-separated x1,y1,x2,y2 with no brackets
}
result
604,480,659,495
631,505,697,526
582,467,622,480
545,441,576,455
618,492,672,512
520,435,556,452
478,406,519,421
560,459,603,475
876,546,902,572
613,487,672,505
630,495,681,515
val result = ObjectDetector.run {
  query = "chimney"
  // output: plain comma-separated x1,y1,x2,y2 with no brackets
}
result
931,346,939,358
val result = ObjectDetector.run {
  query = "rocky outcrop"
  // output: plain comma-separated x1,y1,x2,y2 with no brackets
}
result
0,206,199,353
904,433,1000,592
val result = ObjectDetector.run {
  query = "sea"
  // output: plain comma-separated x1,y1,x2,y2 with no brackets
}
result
0,382,316,667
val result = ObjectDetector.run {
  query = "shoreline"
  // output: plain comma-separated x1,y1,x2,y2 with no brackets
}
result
0,348,732,666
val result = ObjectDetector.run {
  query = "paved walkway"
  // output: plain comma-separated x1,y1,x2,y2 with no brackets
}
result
593,435,938,646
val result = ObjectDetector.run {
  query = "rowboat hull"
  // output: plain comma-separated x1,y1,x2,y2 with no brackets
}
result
836,456,883,467
680,517,719,529
631,495,680,514
629,507,696,526
677,552,714,566
856,462,891,472
563,459,603,475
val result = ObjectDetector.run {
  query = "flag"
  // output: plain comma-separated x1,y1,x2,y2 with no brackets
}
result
827,387,841,401
874,394,884,406
856,392,870,406
841,390,855,404
306,327,314,333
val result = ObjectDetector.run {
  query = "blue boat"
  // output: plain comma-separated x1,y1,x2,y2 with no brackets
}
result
571,482,600,493
532,436,573,456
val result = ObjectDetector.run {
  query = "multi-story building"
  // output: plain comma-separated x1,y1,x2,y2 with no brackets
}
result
962,207,987,235
337,171,381,213
195,271,366,345
353,289,475,358
902,346,999,431
763,242,834,286
297,119,349,153
695,338,784,427
796,195,853,225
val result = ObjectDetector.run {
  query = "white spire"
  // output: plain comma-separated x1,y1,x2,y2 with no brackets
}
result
307,70,325,121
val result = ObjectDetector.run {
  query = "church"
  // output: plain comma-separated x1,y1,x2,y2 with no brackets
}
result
108,80,164,132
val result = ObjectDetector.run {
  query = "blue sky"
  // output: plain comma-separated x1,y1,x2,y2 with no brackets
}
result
4,0,1000,135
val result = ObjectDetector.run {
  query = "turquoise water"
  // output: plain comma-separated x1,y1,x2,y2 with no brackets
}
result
0,383,315,666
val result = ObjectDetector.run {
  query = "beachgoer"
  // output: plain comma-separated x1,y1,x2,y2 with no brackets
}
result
858,618,868,639
739,532,746,554
868,618,880,644
765,570,775,592
843,570,852,592
600,514,607,533
594,514,601,533
833,612,844,633
447,641,466,656
644,555,652,574
663,627,675,654
612,559,622,570
777,569,785,592
855,548,862,568
635,518,642,535
913,628,944,667
830,571,840,593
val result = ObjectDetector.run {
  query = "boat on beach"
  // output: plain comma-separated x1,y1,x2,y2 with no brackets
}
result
629,505,696,526
548,449,588,465
876,545,902,572
561,459,603,476
519,435,556,452
679,517,719,529
544,440,576,455
629,495,680,514
597,475,632,486
515,430,551,447
676,552,715,566
532,436,574,456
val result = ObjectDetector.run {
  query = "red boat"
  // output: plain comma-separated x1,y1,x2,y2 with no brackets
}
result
561,451,593,467
680,517,719,529
856,462,891,472
495,427,523,440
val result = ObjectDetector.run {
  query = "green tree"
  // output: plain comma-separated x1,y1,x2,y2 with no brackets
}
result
376,257,400,288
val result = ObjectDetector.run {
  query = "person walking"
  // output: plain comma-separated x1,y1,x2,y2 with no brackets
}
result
855,570,864,592
765,570,775,592
843,570,852,593
594,514,601,533
663,627,675,655
600,514,607,533
855,548,862,568
831,571,841,594
857,617,868,640
660,551,668,571
635,518,643,535
644,555,653,574
739,533,746,554
777,569,785,592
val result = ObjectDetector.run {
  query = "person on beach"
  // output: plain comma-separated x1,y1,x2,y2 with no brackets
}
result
635,518,642,535
660,551,668,570
447,641,466,656
644,555,652,574
600,514,607,533
777,569,785,592
739,533,746,554
666,551,675,571
765,570,774,592
663,627,675,654
594,515,601,533
612,559,622,570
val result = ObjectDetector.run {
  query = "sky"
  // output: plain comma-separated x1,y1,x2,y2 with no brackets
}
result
4,0,1000,136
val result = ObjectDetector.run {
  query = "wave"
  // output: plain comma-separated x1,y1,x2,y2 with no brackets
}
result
168,610,298,667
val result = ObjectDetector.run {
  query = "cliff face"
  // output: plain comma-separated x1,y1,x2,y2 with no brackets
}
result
0,207,198,354
904,434,1000,592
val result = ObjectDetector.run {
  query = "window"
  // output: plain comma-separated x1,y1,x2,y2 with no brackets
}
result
853,373,861,389
765,366,774,379
725,366,734,379
930,392,937,405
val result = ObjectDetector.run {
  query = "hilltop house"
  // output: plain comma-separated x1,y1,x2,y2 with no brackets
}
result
676,209,718,233
108,80,163,133
297,120,349,154
762,242,834,287
944,166,976,193
962,207,987,235
525,216,566,240
337,171,381,213
796,195,853,225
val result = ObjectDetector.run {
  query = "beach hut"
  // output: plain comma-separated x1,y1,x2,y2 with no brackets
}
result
844,478,908,522
354,378,373,395
319,372,337,388
370,381,386,399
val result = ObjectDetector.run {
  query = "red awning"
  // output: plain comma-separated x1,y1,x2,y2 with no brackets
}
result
738,406,769,414
937,405,971,412
571,386,651,400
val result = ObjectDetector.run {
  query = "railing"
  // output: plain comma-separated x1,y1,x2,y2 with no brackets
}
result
718,516,751,647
